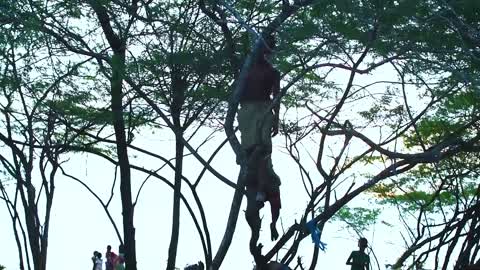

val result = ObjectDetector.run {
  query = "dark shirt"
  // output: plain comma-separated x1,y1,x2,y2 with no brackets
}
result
105,251,116,270
240,60,280,103
347,250,370,270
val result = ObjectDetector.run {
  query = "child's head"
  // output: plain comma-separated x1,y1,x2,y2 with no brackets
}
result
358,237,368,249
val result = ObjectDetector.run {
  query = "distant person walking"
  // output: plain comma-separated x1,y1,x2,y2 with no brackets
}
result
346,238,370,270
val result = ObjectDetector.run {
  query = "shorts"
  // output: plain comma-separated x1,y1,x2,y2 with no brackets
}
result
238,101,281,188
246,185,282,210
237,102,273,151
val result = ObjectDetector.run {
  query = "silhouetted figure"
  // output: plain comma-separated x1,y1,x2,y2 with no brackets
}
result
184,261,204,270
105,245,117,270
266,261,292,270
238,33,282,254
346,237,370,270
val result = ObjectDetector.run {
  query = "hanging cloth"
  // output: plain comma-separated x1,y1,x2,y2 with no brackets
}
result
305,219,327,251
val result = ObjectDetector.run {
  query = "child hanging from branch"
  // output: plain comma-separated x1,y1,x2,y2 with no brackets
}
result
237,33,282,253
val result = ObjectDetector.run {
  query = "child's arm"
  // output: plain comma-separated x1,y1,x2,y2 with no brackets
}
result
346,252,353,265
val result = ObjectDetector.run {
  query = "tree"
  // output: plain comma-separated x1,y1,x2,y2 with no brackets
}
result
2,1,233,269
1,1,480,270
205,0,480,268
367,1,480,268
0,15,91,270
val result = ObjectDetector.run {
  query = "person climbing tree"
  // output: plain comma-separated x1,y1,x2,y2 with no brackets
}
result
346,237,370,270
237,33,282,254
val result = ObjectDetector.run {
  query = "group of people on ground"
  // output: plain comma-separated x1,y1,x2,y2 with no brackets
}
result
91,245,125,270
90,238,369,270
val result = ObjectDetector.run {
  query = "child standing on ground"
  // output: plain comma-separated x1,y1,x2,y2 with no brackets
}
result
346,237,370,270
105,245,117,270
92,251,103,270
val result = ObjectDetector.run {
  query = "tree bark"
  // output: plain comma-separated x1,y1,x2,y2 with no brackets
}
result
111,52,137,270
167,135,184,270
167,71,186,270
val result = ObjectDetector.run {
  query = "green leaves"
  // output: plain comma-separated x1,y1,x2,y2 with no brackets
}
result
372,180,478,212
444,90,480,112
403,85,480,148
332,205,380,233
49,100,113,125
291,19,320,41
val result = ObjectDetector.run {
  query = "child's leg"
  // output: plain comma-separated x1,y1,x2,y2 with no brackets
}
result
267,189,281,241
256,151,270,202
245,186,263,253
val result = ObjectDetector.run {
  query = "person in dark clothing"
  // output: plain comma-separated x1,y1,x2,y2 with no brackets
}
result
237,33,282,253
266,261,292,270
184,261,204,270
105,245,117,270
346,237,370,270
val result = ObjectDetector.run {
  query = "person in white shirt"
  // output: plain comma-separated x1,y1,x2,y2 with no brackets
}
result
91,251,103,270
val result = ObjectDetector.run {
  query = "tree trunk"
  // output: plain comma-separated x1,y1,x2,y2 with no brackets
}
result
111,53,137,270
167,72,186,270
167,134,184,270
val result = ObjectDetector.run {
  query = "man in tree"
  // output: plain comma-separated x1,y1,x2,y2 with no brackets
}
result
237,33,282,253
346,238,370,270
